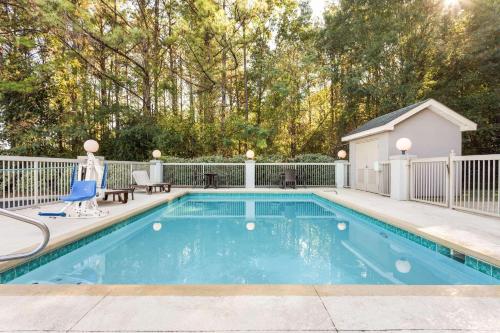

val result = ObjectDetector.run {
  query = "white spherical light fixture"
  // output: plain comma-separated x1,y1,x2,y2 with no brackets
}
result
396,138,412,155
84,140,99,153
152,150,162,159
337,222,347,231
246,222,255,231
153,222,162,231
246,150,255,160
395,258,412,273
337,150,347,159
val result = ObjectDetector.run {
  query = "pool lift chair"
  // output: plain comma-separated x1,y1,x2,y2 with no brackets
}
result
39,146,109,218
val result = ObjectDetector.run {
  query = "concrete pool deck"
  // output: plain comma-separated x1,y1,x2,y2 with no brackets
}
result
1,188,499,332
0,285,499,332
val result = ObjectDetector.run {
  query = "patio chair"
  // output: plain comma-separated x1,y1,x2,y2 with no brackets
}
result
132,170,171,194
281,169,298,189
215,171,228,188
192,171,205,188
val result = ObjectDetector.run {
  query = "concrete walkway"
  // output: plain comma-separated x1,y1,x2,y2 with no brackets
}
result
0,285,498,332
0,291,499,332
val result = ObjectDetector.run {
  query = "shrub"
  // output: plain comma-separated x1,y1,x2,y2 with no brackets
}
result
161,153,336,163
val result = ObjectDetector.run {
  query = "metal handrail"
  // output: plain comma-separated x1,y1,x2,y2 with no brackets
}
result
0,209,50,262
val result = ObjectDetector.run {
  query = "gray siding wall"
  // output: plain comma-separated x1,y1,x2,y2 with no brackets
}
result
388,108,462,157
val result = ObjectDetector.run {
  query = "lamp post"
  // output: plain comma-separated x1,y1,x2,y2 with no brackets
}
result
246,149,255,160
390,138,415,201
150,149,163,183
245,150,255,188
152,149,161,159
396,138,412,155
337,150,347,159
335,150,348,188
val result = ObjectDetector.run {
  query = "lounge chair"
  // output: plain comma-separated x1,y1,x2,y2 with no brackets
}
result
131,170,171,194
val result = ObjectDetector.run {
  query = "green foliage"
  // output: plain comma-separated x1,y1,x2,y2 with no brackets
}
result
0,0,498,159
161,153,334,163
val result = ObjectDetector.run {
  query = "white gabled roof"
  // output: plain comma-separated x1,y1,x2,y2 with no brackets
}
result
341,99,477,142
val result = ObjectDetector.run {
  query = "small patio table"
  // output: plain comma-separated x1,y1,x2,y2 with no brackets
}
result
104,189,131,204
204,173,218,189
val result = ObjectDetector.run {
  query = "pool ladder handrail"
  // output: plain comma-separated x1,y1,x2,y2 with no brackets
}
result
0,209,50,262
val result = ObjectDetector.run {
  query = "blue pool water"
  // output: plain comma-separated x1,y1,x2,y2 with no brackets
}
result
8,193,499,285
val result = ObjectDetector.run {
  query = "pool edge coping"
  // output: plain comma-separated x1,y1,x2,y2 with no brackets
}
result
0,284,499,297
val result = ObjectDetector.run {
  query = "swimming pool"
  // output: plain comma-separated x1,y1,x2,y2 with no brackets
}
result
4,193,499,284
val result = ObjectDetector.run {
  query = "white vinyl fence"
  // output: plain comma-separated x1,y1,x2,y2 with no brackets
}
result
0,156,77,209
344,163,351,188
163,163,246,187
0,156,155,209
410,153,500,216
162,163,337,188
255,163,336,187
410,157,449,207
106,161,151,189
451,154,499,216
377,161,391,196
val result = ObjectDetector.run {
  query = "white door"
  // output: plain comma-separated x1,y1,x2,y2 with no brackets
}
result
355,140,379,192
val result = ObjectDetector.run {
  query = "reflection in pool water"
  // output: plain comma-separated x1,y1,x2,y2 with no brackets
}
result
9,194,499,285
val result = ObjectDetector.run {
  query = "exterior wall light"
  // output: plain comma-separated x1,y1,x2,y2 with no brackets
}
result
246,150,255,160
84,140,99,153
396,138,412,155
152,150,162,159
337,150,347,159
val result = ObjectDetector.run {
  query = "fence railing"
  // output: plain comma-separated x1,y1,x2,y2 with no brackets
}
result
163,163,246,187
451,154,499,217
409,153,500,216
377,161,391,196
162,163,337,188
344,163,351,188
0,156,154,209
410,157,449,207
255,163,336,187
106,161,151,189
0,156,77,209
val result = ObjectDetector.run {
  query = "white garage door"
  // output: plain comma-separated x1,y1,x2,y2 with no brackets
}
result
355,140,379,192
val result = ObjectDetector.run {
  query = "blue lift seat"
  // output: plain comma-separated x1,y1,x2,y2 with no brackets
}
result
60,180,97,202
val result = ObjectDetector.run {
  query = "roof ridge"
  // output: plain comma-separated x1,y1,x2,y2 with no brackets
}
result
344,99,430,137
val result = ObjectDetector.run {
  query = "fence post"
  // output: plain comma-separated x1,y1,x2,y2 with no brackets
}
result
150,160,163,183
34,161,39,206
448,150,455,208
245,160,255,189
390,154,415,201
334,160,348,188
